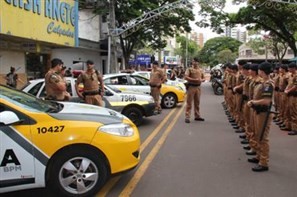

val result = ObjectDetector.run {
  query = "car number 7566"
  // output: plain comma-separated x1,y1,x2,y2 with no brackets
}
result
121,95,136,102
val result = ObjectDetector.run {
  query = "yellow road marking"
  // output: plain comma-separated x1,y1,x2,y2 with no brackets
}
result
119,104,185,196
97,107,177,197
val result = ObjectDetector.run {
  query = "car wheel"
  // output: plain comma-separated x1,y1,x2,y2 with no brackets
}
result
161,93,177,109
47,147,109,197
123,107,143,126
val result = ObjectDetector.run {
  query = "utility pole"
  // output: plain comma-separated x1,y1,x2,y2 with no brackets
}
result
108,0,118,73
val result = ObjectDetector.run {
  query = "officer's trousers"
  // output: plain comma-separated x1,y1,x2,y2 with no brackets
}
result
185,86,201,119
288,96,297,131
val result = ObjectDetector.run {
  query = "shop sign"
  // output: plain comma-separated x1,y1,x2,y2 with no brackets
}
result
0,0,78,47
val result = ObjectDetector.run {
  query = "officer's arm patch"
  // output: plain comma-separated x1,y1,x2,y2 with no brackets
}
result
262,83,273,98
50,74,59,83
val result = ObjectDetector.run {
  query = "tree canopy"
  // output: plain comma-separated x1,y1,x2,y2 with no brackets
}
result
175,35,200,66
196,0,297,56
198,37,242,66
87,0,195,66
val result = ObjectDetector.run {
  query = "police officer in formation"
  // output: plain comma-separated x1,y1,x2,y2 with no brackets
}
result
45,58,69,101
223,62,272,172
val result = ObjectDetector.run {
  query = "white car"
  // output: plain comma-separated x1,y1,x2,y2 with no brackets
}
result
132,71,187,92
103,73,186,109
22,78,156,126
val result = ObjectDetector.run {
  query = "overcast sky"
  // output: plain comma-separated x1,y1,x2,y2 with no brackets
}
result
190,0,247,41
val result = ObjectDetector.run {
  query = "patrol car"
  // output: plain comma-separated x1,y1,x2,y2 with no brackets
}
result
132,71,187,92
103,73,186,108
0,85,140,196
22,78,156,126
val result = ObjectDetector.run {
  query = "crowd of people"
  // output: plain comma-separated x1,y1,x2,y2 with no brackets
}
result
222,60,297,172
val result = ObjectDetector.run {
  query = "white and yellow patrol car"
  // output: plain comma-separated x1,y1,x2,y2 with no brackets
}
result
0,85,140,196
22,78,156,126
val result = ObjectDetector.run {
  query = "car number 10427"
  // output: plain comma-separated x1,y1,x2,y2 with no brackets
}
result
121,95,136,102
37,126,65,134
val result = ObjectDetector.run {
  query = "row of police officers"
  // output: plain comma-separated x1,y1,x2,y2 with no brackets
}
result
223,61,297,172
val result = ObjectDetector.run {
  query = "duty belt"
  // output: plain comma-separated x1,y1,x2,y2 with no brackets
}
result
188,83,200,87
83,90,100,96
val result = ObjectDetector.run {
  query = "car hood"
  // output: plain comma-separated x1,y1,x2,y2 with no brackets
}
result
50,102,124,124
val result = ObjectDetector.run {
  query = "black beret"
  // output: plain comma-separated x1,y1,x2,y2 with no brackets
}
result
152,61,159,65
225,62,232,69
280,64,288,69
249,64,258,72
288,62,297,68
243,64,250,70
86,60,94,65
232,64,238,70
258,62,272,74
238,60,247,66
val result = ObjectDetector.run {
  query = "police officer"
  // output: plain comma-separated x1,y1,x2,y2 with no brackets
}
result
149,61,164,114
285,62,297,135
45,58,68,101
247,62,274,172
184,58,205,123
75,60,105,106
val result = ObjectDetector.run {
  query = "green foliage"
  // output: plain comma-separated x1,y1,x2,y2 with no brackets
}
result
217,49,237,63
197,0,297,56
174,35,200,65
198,37,242,66
94,0,195,65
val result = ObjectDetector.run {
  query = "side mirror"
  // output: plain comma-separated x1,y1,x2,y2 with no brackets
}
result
0,111,22,125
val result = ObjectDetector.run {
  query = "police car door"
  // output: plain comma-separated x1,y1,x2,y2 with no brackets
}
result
129,75,151,95
0,104,35,192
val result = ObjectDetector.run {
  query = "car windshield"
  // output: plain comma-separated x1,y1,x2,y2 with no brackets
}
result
0,85,60,113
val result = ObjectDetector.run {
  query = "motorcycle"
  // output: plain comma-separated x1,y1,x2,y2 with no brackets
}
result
212,78,223,95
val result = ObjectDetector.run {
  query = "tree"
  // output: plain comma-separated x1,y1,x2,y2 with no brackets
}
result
198,37,242,66
196,0,297,56
174,35,200,66
90,0,195,66
217,49,237,64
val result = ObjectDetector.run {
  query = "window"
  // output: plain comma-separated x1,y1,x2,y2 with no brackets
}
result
131,76,149,85
288,49,294,55
246,50,252,57
28,82,43,96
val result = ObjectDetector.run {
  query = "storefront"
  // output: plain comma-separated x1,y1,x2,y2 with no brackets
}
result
0,0,78,88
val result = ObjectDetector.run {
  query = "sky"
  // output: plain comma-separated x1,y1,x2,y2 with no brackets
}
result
190,0,247,41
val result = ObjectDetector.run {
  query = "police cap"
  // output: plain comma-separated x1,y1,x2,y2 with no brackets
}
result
258,62,272,75
288,62,297,68
249,64,258,72
243,64,250,70
238,60,247,66
86,60,94,65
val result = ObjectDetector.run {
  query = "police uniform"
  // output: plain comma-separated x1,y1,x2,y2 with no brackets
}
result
77,70,103,106
184,67,204,122
249,79,273,171
45,70,66,101
149,68,164,113
286,67,297,135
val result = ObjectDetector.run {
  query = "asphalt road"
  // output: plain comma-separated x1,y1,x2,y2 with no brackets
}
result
102,82,297,197
3,82,297,197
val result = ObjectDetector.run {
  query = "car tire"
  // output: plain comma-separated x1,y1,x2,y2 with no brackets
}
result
161,93,177,109
123,106,143,126
47,147,109,197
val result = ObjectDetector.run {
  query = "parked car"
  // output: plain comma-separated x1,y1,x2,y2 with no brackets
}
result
103,73,186,109
22,77,155,126
0,85,140,196
132,71,187,92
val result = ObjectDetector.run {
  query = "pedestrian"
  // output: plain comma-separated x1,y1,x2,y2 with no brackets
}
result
45,58,68,101
75,60,105,106
5,67,19,88
247,62,274,172
285,62,297,135
149,61,164,114
184,57,205,123
169,67,177,80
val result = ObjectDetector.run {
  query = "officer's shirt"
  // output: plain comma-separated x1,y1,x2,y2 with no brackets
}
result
45,70,65,100
185,67,203,85
150,68,164,86
77,70,100,92
287,73,297,90
254,80,274,100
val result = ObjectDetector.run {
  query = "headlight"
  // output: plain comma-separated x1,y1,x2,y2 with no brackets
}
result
99,123,134,136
